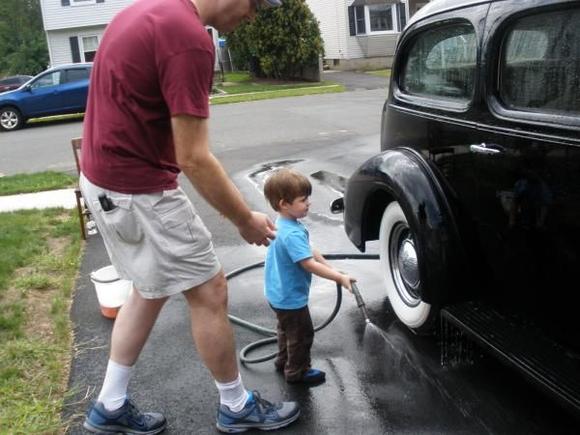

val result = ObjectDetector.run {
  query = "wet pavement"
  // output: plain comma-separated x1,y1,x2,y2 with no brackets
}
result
65,155,578,434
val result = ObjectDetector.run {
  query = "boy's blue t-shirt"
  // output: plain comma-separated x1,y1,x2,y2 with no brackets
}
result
265,217,312,309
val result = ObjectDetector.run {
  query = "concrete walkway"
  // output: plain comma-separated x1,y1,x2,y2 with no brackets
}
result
0,188,76,212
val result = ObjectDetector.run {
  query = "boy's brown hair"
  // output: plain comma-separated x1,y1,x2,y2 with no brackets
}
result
264,168,312,211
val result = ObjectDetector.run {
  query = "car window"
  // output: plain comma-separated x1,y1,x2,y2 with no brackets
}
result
65,68,90,83
401,23,476,101
31,71,62,89
500,8,580,115
1,78,17,85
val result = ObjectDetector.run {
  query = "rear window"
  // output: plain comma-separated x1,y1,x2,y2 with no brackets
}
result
500,8,580,115
400,23,477,101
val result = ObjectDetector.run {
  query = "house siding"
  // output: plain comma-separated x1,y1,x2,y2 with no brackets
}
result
307,0,348,59
41,0,133,31
47,26,106,65
356,33,399,57
306,0,402,66
306,0,422,65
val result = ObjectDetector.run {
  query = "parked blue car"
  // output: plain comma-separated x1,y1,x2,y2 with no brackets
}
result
0,63,92,131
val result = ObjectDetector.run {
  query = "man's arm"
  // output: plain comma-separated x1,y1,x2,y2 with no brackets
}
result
171,114,275,246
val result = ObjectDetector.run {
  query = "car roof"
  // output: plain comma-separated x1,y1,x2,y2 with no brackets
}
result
0,74,32,80
408,0,495,27
43,63,93,73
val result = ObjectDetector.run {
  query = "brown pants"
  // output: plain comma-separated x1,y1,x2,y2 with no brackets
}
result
271,305,314,382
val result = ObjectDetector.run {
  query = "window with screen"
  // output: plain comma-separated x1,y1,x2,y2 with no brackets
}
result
82,36,98,62
369,4,393,32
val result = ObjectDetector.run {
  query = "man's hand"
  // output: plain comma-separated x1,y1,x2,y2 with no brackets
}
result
237,211,276,246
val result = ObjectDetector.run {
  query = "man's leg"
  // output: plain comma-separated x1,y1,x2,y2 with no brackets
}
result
183,271,237,381
184,271,248,411
110,289,168,366
84,289,168,434
96,289,168,411
184,271,300,433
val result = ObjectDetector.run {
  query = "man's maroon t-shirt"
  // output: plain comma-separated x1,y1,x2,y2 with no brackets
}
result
81,0,214,193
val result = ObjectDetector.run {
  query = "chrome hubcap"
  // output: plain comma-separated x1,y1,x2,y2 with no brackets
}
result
389,222,421,306
1,111,18,129
398,239,419,289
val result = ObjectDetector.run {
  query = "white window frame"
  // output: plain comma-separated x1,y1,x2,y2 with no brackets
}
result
71,0,97,6
80,35,99,62
354,1,408,36
365,4,397,34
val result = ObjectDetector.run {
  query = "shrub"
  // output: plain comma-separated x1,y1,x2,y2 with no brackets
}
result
226,0,324,80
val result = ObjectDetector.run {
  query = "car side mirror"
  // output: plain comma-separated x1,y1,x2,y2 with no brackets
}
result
23,84,32,91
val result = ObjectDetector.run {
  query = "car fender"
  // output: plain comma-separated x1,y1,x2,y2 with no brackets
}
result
344,147,461,304
0,93,23,111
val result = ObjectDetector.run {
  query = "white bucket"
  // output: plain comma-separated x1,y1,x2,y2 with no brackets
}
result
90,265,132,318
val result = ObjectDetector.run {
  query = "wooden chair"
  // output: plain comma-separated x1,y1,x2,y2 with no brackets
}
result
71,137,90,239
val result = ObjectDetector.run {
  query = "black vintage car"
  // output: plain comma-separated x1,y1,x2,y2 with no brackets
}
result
341,0,580,414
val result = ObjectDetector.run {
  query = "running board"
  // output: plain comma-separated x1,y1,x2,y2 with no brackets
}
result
440,301,580,416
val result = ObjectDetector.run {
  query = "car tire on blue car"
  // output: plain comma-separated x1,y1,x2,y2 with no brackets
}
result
0,106,23,131
379,201,435,332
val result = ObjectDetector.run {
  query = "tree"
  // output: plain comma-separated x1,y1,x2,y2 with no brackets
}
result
226,0,324,80
0,0,48,76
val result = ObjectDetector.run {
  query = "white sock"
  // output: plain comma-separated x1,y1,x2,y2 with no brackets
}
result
97,359,133,411
215,373,249,412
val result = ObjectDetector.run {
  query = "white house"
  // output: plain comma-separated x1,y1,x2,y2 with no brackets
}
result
306,0,430,70
40,0,133,66
39,0,221,69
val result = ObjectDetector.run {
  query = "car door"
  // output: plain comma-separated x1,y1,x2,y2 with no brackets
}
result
59,67,91,111
19,70,64,117
472,0,580,344
382,3,493,290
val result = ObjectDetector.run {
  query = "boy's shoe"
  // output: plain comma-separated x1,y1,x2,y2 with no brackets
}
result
216,390,300,433
288,368,326,385
83,399,167,434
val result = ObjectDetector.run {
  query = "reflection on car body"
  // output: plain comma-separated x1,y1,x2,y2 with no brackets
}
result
0,63,92,131
342,0,580,416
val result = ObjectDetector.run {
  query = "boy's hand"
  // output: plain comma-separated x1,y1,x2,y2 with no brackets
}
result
339,274,355,292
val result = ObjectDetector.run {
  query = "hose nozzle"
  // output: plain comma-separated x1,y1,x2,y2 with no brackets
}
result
351,282,371,323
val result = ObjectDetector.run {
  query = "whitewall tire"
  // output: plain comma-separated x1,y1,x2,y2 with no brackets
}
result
379,201,432,330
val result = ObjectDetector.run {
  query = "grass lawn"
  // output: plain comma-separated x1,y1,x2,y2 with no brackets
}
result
212,71,345,104
366,69,392,78
0,174,82,432
0,171,77,196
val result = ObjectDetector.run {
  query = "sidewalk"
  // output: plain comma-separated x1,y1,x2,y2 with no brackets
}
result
0,188,76,212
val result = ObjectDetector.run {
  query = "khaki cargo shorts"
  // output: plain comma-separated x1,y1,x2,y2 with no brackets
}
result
80,173,222,299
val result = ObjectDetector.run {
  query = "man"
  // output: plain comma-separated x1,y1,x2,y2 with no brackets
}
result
79,0,300,433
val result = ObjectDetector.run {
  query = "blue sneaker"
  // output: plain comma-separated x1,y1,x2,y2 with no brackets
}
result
216,391,300,433
288,368,326,385
83,399,166,434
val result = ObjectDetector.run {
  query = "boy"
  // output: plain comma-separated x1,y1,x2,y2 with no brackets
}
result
263,168,355,385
